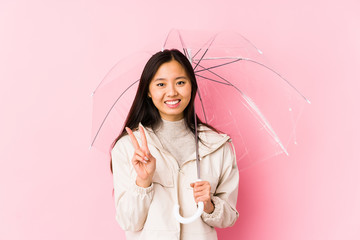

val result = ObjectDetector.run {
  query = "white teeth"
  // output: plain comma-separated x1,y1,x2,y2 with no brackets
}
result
165,100,180,105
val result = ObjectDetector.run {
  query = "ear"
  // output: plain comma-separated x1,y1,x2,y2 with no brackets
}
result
148,92,151,98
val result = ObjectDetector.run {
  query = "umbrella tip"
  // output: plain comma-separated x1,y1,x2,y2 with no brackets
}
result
306,99,311,104
91,92,94,97
258,49,263,54
88,145,92,150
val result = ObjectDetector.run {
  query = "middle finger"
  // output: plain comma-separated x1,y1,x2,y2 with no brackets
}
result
139,126,149,154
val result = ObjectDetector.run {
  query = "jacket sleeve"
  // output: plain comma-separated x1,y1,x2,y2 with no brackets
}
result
201,140,239,228
111,138,154,231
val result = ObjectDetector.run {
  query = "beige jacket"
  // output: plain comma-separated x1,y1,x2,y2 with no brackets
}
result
111,123,239,240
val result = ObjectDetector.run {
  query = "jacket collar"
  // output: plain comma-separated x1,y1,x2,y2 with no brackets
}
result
139,122,230,160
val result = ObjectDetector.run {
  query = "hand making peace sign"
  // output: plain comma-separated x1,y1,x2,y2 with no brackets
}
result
126,126,156,188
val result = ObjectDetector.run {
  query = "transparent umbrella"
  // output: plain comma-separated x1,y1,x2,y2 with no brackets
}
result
91,29,310,170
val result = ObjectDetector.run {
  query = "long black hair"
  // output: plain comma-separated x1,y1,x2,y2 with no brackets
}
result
110,49,217,173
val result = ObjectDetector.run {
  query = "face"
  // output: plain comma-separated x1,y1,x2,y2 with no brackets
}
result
148,60,192,121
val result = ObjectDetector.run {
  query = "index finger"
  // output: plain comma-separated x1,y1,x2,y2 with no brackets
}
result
126,127,140,149
139,126,149,153
193,181,209,187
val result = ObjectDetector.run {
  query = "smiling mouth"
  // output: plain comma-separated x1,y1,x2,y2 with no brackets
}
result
165,100,180,105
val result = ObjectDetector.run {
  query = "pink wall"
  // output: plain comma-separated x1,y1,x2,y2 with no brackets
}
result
1,0,359,239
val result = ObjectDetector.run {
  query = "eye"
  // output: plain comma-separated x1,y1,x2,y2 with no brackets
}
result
156,83,164,87
177,81,185,85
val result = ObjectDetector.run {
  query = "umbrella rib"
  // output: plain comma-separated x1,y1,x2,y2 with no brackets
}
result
194,58,310,104
183,48,190,60
194,59,242,73
194,57,247,60
90,79,140,148
195,63,289,155
195,74,232,86
192,33,217,60
193,49,209,71
91,59,131,96
162,28,176,51
192,48,203,61
193,36,218,71
176,31,190,60
241,58,311,104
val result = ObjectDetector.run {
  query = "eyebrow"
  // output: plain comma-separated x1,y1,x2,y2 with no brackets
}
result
154,76,188,81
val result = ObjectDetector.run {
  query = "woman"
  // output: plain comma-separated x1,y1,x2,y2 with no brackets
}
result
111,49,239,240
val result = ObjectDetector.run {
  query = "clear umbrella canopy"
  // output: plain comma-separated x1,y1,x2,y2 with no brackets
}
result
90,29,310,170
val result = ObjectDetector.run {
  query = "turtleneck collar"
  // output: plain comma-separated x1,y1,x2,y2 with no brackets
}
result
155,118,190,137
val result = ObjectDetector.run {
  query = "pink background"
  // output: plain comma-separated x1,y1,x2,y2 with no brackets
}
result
1,0,359,239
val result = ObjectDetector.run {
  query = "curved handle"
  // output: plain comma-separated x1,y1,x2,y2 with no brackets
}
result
173,201,204,224
173,179,204,224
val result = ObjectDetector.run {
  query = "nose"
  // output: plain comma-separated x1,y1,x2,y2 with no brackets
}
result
166,83,178,97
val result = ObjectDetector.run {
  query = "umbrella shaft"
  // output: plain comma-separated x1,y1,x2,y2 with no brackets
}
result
194,105,200,180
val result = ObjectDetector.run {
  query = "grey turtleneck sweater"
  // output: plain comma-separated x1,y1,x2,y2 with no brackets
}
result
154,118,196,166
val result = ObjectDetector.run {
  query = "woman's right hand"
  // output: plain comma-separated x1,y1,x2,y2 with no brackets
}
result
126,126,156,188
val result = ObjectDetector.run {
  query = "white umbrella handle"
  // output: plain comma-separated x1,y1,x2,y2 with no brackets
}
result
173,179,204,224
173,202,204,224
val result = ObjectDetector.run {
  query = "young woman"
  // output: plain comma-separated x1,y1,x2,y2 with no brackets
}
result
111,49,239,240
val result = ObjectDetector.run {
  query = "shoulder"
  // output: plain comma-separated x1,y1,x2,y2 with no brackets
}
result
111,131,136,156
197,124,234,158
113,132,132,147
112,124,153,152
198,124,230,144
